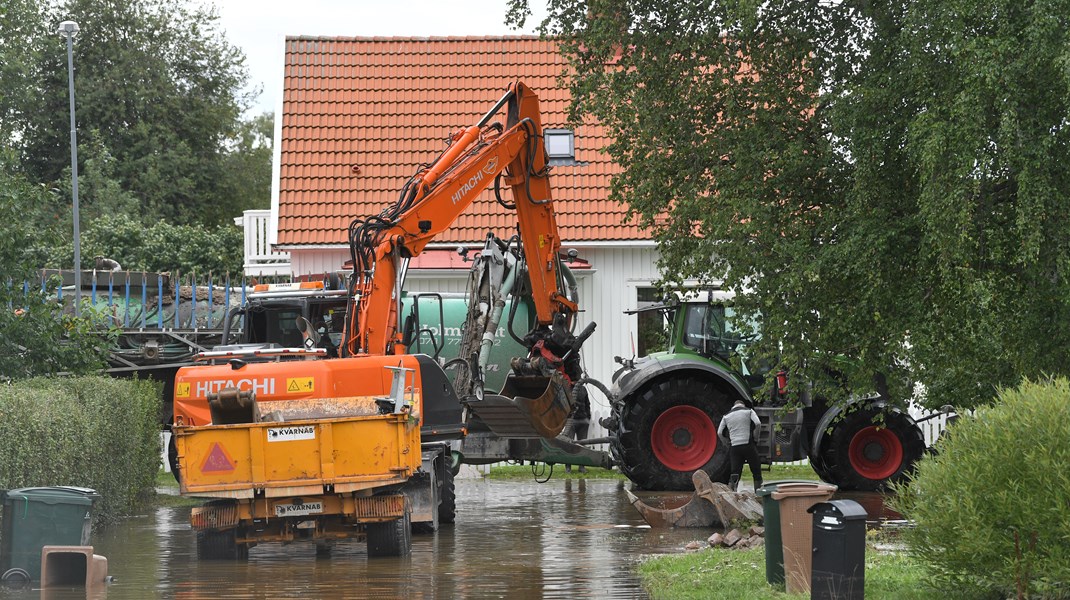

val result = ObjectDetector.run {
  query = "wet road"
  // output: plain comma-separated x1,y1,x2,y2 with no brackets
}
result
1,478,703,600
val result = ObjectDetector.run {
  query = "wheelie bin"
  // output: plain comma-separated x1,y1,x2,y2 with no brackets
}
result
756,481,837,591
0,487,99,583
809,499,868,600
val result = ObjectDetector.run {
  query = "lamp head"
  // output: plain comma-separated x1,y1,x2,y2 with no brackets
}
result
57,21,79,38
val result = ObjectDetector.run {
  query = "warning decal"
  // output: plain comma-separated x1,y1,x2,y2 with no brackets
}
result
175,382,190,398
286,377,314,393
200,442,236,473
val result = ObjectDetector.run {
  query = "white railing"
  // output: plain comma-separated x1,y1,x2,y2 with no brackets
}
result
235,209,291,278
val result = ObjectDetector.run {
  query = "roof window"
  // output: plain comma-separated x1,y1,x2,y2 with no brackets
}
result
544,129,576,165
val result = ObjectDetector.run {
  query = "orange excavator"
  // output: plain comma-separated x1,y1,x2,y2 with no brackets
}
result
339,80,594,439
170,82,596,558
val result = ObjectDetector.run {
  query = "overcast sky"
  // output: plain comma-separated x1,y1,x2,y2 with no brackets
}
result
202,0,548,116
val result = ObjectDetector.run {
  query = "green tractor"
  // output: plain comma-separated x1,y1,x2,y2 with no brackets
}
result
601,290,932,492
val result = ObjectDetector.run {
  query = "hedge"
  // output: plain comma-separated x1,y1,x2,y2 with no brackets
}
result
894,377,1070,599
0,376,161,525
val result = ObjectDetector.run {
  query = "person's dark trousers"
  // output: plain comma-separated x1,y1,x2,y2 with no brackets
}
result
729,442,763,490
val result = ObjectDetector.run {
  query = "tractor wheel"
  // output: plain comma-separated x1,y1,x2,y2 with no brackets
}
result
613,377,734,490
195,528,248,560
816,406,925,491
439,465,456,525
367,510,412,557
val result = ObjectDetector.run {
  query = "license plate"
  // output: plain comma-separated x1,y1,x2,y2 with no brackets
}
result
275,502,324,517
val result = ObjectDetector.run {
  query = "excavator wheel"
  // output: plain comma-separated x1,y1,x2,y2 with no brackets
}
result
613,377,734,490
815,405,926,491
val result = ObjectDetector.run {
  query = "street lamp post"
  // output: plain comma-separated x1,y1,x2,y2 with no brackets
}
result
58,20,81,316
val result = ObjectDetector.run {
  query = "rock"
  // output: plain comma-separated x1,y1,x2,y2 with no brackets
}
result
707,532,724,547
724,528,743,547
748,525,765,537
685,541,703,551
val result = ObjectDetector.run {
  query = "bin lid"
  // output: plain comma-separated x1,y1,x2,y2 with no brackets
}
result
3,486,99,506
807,499,868,520
769,481,838,500
755,480,832,498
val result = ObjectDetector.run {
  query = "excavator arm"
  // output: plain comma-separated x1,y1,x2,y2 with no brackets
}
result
342,81,590,437
346,82,577,356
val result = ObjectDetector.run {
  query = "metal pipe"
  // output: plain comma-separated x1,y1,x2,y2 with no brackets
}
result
59,23,81,316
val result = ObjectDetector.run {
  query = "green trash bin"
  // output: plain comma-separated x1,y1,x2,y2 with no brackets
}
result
756,480,836,587
0,487,99,583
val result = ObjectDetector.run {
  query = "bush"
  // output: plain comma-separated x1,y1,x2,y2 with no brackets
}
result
0,376,161,525
894,377,1070,598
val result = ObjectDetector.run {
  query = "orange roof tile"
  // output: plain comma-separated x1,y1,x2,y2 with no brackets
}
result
277,36,644,247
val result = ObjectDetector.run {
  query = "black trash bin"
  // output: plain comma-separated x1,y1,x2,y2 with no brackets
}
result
0,487,99,583
808,499,867,600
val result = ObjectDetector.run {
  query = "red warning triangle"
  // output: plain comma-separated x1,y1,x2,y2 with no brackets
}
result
200,442,236,473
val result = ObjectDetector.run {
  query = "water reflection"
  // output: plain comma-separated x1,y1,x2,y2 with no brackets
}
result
2,479,704,600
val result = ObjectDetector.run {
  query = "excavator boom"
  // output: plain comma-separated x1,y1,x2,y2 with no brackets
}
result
342,81,591,438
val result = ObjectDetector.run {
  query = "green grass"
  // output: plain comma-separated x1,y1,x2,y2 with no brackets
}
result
487,464,628,480
638,544,947,600
154,469,204,507
156,469,179,488
747,462,822,483
487,461,820,483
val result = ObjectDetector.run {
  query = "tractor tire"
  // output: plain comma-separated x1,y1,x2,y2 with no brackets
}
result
613,377,735,490
439,465,456,525
367,510,412,557
816,406,925,491
195,528,248,560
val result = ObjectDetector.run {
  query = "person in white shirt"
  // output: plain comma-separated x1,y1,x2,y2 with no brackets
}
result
717,400,763,491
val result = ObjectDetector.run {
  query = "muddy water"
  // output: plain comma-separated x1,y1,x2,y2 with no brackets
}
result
1,479,703,600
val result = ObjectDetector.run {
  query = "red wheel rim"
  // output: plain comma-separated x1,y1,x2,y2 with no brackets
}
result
848,426,904,480
650,406,717,471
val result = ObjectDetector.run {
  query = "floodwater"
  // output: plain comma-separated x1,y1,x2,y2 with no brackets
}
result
0,478,901,600
0,478,706,600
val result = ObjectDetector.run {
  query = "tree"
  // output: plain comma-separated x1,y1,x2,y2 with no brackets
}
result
0,0,46,145
218,111,274,218
0,156,111,379
18,0,256,226
508,0,1070,410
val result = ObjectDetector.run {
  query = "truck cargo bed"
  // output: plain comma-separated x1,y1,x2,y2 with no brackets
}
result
175,412,421,499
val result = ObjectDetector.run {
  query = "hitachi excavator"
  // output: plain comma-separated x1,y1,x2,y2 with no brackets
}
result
170,82,596,559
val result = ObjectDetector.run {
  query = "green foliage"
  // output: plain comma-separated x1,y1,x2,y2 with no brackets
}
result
512,0,1070,410
0,376,162,524
893,378,1070,598
638,545,944,600
43,212,244,276
1,0,268,228
0,161,111,378
25,0,253,225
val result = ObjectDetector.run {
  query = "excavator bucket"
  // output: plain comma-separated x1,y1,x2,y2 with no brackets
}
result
626,470,764,528
465,371,573,439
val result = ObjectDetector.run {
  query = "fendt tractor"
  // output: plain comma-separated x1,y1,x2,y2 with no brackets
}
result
169,81,597,559
602,290,947,492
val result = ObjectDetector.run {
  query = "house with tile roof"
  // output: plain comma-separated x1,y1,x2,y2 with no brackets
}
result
267,35,667,433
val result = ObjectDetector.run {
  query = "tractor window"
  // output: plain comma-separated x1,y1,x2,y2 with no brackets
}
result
682,303,755,358
636,287,669,356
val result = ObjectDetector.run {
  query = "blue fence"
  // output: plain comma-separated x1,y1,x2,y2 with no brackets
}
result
37,270,254,331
